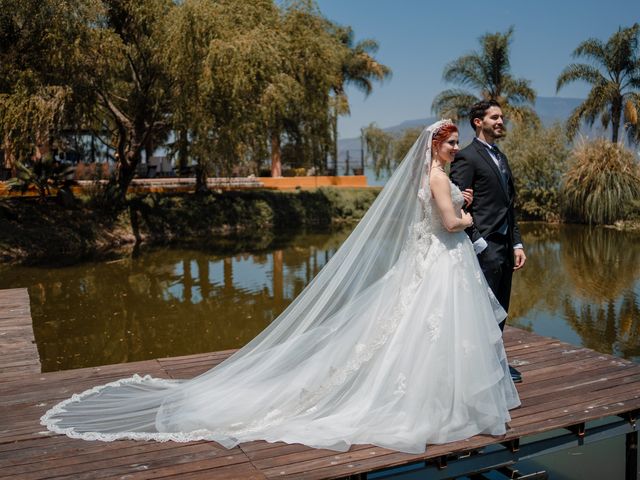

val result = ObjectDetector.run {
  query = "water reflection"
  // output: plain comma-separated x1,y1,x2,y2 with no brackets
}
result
0,229,350,371
512,223,640,361
1,223,639,371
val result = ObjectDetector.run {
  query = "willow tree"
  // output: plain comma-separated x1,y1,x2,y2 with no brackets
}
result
90,0,175,201
432,27,538,125
165,0,282,190
166,0,352,182
362,123,422,179
0,0,98,173
163,0,207,179
165,0,230,188
202,1,282,184
557,24,640,143
265,2,344,177
1,0,176,201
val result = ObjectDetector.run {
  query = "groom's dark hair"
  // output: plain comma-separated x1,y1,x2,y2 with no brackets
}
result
468,100,502,131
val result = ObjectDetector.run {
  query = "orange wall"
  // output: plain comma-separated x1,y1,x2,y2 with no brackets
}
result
260,175,368,189
0,176,369,196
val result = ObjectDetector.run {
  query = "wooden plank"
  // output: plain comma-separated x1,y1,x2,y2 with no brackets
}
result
0,289,39,377
258,445,417,479
157,349,237,364
159,461,268,480
1,442,241,479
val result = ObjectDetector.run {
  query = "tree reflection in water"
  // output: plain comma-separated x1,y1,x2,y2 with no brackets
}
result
1,229,351,372
2,224,639,371
512,223,640,361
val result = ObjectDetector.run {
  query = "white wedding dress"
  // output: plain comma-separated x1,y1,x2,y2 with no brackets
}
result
41,122,520,454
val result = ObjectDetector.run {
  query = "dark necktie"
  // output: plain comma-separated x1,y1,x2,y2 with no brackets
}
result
488,145,509,186
488,145,511,236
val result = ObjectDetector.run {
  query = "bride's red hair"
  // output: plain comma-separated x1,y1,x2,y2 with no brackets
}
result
432,123,458,150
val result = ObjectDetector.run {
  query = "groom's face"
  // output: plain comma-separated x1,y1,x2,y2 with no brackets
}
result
477,106,505,141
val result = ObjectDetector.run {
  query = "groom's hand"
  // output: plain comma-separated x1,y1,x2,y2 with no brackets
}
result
513,248,526,271
461,188,473,208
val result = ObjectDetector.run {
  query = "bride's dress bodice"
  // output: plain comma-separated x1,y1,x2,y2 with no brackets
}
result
428,180,465,233
414,179,466,251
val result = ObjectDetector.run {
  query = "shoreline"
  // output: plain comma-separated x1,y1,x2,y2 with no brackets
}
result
3,187,638,267
0,187,380,266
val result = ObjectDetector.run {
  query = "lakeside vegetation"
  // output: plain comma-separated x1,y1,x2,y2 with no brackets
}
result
0,187,380,265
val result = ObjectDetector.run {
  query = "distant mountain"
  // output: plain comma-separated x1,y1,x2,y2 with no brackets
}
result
338,96,584,152
534,97,583,124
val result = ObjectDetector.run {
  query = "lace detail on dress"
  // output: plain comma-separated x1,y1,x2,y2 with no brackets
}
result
393,373,407,397
424,313,442,341
40,375,203,443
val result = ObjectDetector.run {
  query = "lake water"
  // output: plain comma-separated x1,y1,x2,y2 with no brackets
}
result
2,222,639,478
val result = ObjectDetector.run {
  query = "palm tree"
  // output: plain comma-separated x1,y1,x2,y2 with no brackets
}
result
556,24,640,143
331,26,391,172
432,27,537,125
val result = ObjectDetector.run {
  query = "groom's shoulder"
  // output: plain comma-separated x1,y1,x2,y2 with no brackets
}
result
459,138,479,154
455,140,479,160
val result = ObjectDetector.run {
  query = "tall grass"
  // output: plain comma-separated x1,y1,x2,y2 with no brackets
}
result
562,138,640,224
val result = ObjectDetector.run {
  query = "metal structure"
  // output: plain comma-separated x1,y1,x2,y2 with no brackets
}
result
363,414,638,480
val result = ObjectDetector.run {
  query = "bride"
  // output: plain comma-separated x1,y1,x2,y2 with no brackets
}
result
41,120,520,454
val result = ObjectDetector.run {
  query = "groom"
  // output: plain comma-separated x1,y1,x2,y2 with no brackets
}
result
450,99,527,383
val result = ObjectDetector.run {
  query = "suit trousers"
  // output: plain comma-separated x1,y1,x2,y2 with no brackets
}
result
477,233,513,331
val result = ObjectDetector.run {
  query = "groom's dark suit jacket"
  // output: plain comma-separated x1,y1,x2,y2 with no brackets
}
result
450,138,522,250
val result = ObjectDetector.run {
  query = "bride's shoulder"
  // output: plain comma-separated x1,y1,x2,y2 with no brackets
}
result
429,171,451,191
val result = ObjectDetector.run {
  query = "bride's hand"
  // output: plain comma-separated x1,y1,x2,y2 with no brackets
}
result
461,210,473,228
462,188,473,207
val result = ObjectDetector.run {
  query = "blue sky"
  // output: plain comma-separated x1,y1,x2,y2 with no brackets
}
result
314,0,640,139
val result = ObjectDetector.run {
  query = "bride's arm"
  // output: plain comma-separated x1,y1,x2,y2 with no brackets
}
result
430,174,473,232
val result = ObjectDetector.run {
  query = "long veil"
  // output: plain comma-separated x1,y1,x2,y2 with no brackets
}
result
41,122,447,446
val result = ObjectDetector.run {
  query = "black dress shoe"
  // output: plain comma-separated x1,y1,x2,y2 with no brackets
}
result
509,365,522,383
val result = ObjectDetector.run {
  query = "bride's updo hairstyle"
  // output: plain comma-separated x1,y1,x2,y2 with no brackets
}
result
431,122,458,153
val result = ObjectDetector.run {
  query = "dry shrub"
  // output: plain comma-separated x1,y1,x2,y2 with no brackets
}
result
562,138,640,224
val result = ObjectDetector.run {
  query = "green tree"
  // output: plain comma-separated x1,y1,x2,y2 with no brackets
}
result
501,123,569,222
270,3,349,177
0,0,176,201
432,27,538,125
329,26,391,170
362,123,394,178
0,0,99,172
556,24,640,143
163,0,211,180
92,0,175,201
362,124,422,178
1,0,387,200
166,0,280,190
263,1,338,177
393,127,423,163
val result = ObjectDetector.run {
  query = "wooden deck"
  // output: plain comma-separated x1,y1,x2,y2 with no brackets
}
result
0,288,40,379
0,288,639,479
